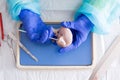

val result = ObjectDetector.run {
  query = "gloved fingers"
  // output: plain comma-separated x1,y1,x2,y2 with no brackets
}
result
59,34,86,53
39,30,49,43
61,21,75,29
59,44,75,53
59,33,87,53
47,25,54,38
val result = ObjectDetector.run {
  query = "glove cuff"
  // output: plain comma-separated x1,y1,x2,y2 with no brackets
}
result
77,14,94,31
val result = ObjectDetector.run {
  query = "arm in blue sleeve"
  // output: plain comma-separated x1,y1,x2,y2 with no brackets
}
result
59,0,119,53
7,0,54,44
7,0,40,20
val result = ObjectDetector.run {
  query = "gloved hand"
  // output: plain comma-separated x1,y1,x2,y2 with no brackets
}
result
19,9,54,43
60,14,94,53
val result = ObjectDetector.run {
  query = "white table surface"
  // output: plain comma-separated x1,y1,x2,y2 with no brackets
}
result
0,0,120,80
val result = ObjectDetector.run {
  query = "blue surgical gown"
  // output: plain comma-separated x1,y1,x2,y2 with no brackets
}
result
7,0,120,34
76,0,120,34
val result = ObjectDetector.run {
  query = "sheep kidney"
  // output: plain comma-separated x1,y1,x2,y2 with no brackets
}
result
55,27,73,47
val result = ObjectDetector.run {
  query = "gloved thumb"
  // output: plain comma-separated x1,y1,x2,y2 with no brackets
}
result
59,44,75,53
61,21,75,29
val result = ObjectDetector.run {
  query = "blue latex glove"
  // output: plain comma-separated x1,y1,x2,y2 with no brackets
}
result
19,9,54,43
60,14,94,53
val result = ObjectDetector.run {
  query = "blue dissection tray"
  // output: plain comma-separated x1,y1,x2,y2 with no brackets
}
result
19,24,93,66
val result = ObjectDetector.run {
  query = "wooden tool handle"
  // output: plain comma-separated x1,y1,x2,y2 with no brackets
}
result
89,35,120,80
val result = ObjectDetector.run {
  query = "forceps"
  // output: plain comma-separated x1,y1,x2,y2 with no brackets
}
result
8,32,38,62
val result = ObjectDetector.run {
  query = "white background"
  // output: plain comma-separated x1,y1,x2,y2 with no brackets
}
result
0,0,120,80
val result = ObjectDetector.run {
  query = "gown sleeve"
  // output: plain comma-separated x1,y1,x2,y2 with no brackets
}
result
75,0,120,34
7,0,40,20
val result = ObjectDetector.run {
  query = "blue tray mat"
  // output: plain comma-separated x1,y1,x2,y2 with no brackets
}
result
19,24,93,66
